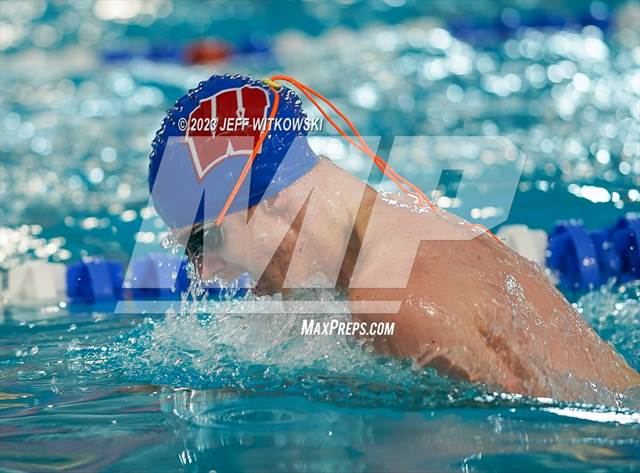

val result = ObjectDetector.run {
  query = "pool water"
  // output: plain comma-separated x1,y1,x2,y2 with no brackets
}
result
1,282,639,472
1,1,640,471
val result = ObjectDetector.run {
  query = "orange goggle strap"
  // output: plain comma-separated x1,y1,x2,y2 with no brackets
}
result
215,75,500,244
213,85,280,225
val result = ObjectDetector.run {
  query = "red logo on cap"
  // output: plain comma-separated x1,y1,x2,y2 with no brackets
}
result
185,85,270,180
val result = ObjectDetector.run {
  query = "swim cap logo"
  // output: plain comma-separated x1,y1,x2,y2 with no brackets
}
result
185,86,270,180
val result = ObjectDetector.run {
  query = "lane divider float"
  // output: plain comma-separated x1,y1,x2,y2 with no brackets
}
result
102,38,271,65
500,213,639,291
4,254,248,306
3,213,638,305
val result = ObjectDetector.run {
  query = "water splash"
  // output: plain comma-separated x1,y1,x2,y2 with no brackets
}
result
67,271,491,408
575,281,640,371
66,273,640,412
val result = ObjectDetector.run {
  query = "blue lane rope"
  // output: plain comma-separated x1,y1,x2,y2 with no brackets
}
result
7,213,639,305
547,213,639,291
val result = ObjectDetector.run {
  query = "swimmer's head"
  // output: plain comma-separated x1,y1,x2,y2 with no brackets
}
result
168,157,365,288
148,74,318,230
148,74,319,282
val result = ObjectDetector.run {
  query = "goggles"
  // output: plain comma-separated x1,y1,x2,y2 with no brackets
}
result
182,221,224,261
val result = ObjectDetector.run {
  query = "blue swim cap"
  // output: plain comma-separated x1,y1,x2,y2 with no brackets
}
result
148,74,318,229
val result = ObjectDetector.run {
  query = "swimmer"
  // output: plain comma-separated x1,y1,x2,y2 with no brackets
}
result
149,75,640,405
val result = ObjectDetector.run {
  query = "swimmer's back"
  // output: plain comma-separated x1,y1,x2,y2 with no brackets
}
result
349,195,640,403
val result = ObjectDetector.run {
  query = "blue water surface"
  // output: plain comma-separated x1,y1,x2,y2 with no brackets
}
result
1,282,639,472
1,1,640,472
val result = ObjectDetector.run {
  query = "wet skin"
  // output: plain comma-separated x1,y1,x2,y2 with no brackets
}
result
183,158,640,404
344,192,640,404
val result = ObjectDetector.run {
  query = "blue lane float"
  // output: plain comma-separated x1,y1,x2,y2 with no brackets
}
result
101,38,272,66
546,213,639,291
120,253,249,301
610,214,640,282
124,253,190,300
5,253,251,305
4,214,639,305
547,221,603,290
66,258,124,304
